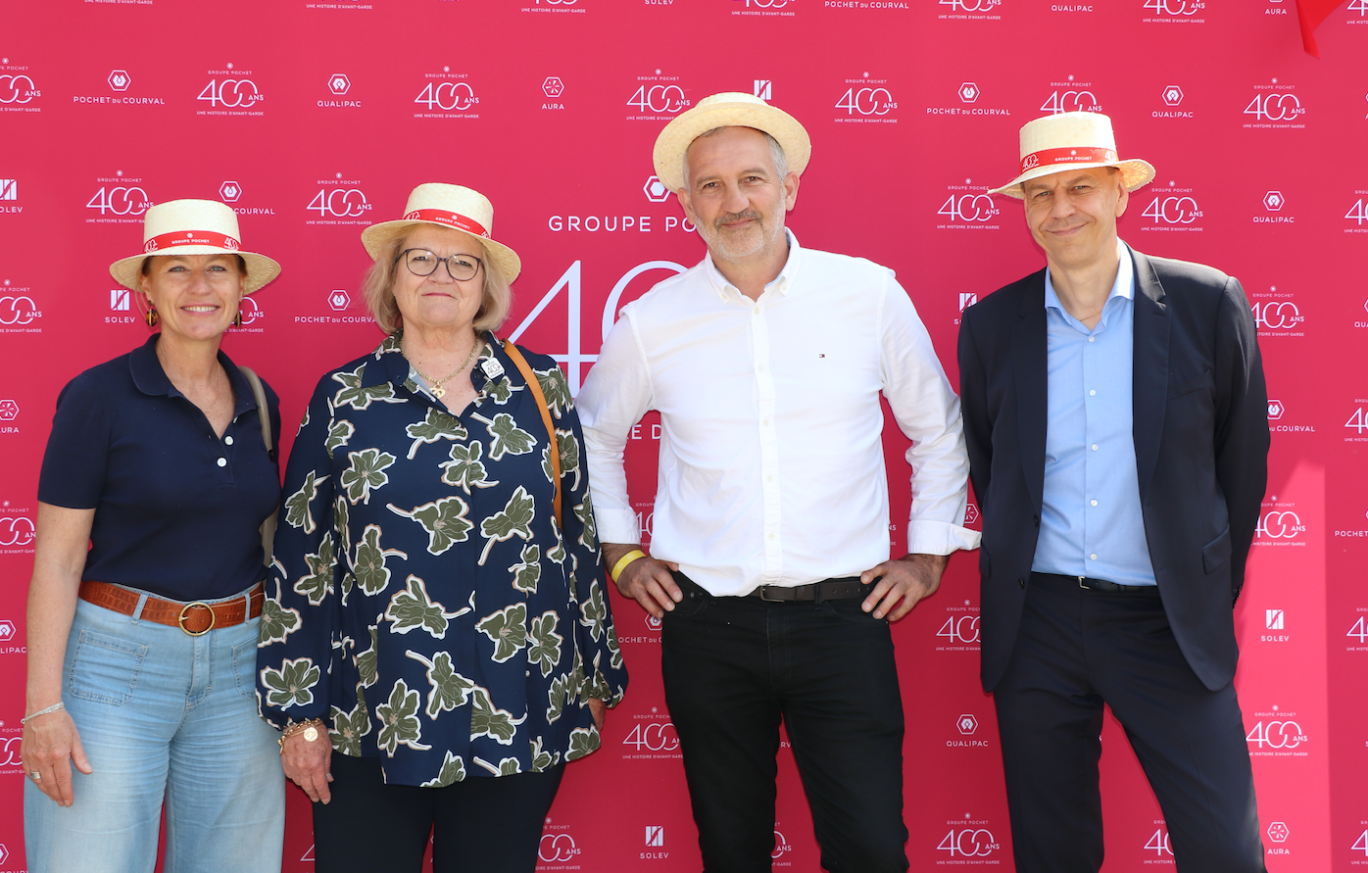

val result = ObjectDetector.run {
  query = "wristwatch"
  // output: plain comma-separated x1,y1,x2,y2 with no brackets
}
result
279,718,326,751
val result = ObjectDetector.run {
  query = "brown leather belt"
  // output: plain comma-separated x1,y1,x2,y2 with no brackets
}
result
79,580,265,636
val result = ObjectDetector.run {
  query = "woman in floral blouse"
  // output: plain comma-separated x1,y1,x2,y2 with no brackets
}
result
257,183,627,873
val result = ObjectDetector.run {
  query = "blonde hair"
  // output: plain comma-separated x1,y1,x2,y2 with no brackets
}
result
361,228,513,335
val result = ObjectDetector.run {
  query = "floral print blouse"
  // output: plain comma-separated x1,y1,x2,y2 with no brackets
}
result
257,332,627,787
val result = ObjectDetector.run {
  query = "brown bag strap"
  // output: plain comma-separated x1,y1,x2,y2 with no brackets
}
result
238,365,279,567
501,340,563,530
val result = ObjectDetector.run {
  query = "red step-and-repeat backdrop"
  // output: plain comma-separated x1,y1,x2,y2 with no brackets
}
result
2,0,1366,869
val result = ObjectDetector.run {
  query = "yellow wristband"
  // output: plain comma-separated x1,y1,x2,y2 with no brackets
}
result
610,549,647,583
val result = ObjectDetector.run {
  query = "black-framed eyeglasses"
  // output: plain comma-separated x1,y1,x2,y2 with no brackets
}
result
398,248,483,281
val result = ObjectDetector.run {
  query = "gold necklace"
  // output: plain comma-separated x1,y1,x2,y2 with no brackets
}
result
411,337,484,400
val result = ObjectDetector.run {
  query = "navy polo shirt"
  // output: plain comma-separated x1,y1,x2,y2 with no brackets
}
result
38,335,281,602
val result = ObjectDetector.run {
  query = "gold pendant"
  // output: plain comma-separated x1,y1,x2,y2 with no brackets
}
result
431,385,446,399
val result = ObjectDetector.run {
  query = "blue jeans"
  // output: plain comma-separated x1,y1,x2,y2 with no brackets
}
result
25,594,285,873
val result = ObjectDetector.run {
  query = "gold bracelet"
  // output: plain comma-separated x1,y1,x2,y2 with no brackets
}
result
279,718,326,752
610,549,647,583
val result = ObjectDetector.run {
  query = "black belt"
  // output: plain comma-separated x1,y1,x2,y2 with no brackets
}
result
1031,572,1159,595
747,577,872,603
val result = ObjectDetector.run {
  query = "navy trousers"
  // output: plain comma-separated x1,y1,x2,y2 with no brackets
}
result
993,572,1267,873
661,572,910,873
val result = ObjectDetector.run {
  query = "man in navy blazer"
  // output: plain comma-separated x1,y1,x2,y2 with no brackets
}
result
957,112,1270,872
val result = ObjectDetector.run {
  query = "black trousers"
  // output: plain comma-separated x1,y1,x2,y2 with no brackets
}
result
660,572,910,873
312,752,564,873
994,573,1266,873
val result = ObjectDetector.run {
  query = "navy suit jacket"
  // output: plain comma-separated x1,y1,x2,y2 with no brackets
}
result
957,246,1269,693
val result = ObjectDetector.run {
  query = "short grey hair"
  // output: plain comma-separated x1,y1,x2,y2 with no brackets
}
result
680,127,790,190
361,228,513,335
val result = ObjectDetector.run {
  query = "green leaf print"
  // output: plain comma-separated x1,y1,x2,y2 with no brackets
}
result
329,701,371,757
355,626,379,689
478,486,536,565
405,408,468,460
527,611,563,678
473,756,522,777
388,496,473,555
405,650,476,719
508,544,541,594
261,657,321,709
546,673,572,724
325,419,356,454
476,603,528,663
257,597,301,647
420,751,467,788
468,686,526,746
293,532,334,606
574,494,597,550
341,449,397,505
334,495,350,556
483,377,513,405
384,575,468,639
472,412,535,461
375,678,431,755
352,524,408,596
533,367,572,417
332,365,399,411
439,442,498,493
565,726,600,762
529,736,555,772
284,470,325,533
579,577,608,642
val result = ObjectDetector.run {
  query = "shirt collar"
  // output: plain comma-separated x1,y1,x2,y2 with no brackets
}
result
1043,238,1134,317
129,334,258,418
701,229,802,302
365,329,508,397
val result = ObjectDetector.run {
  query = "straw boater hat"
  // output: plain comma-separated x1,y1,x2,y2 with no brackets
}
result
989,111,1155,199
360,183,521,283
109,199,281,294
652,92,812,193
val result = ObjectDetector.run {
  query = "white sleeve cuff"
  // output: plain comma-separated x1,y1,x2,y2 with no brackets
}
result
595,508,643,547
906,521,982,556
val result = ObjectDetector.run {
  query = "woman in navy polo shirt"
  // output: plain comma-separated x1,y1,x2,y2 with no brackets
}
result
22,200,286,873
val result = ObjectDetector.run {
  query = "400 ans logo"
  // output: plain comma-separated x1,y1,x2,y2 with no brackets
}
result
1141,195,1202,224
198,78,263,109
937,828,999,858
836,87,896,116
1144,0,1204,14
628,85,688,114
1244,92,1304,122
938,194,998,222
307,188,372,219
87,186,151,216
415,82,479,112
622,721,679,752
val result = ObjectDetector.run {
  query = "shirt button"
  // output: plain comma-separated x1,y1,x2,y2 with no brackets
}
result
216,458,227,467
768,533,775,540
224,435,234,445
762,419,770,427
1091,444,1099,451
1090,553,1098,560
1089,390,1096,396
1088,336,1096,343
1091,499,1098,506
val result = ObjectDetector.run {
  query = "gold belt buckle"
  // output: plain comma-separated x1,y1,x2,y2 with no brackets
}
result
178,601,216,636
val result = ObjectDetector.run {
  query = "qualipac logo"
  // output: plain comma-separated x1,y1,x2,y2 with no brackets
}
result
415,68,480,117
1243,80,1305,129
320,73,360,110
835,74,897,122
197,63,264,115
1139,181,1203,232
1040,76,1101,114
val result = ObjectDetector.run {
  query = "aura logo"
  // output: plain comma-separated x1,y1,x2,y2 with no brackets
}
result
219,181,242,203
836,86,896,116
416,81,479,112
754,80,772,100
0,516,35,547
939,0,1003,10
1145,827,1174,857
1266,399,1285,420
1266,609,1284,630
88,185,151,216
328,290,351,311
628,84,688,114
0,400,16,421
1144,0,1204,14
542,77,565,98
0,74,38,104
111,289,130,311
1040,84,1099,114
938,193,998,222
308,188,372,218
1256,511,1304,540
643,176,671,203
0,295,38,325
1246,719,1306,749
1141,194,1201,224
1267,821,1290,843
328,74,351,96
1244,92,1303,122
108,70,131,92
937,614,980,644
538,833,580,862
645,826,664,847
958,82,980,103
956,714,979,735
623,721,679,752
1252,303,1302,330
199,77,263,108
1263,190,1285,211
1161,84,1184,106
938,827,999,857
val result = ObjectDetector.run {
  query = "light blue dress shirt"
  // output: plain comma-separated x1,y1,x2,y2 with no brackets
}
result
1031,243,1157,586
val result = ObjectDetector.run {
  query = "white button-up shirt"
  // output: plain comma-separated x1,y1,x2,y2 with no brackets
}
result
577,233,979,597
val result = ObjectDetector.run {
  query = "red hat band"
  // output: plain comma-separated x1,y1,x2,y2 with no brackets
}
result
403,208,491,239
1020,146,1118,175
144,230,241,254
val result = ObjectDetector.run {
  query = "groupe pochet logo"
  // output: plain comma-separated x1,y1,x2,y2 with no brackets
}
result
936,599,981,651
526,0,586,14
1040,76,1101,115
937,179,1001,230
621,708,680,759
0,57,41,112
85,172,151,226
1142,0,1207,23
732,0,797,17
1245,704,1308,757
626,71,689,120
196,63,264,116
937,815,1001,859
415,67,480,118
306,172,373,226
835,73,897,123
935,0,1004,19
1242,80,1305,130
1138,181,1204,233
0,280,41,332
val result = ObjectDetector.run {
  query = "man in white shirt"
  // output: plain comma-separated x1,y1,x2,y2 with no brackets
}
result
577,92,978,873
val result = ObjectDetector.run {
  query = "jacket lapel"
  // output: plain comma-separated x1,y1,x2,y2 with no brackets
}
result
1012,271,1048,511
1130,247,1170,504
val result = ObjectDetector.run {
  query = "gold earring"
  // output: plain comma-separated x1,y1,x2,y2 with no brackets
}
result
232,308,244,328
144,307,159,327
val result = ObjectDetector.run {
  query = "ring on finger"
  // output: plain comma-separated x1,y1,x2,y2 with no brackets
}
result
29,770,41,781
